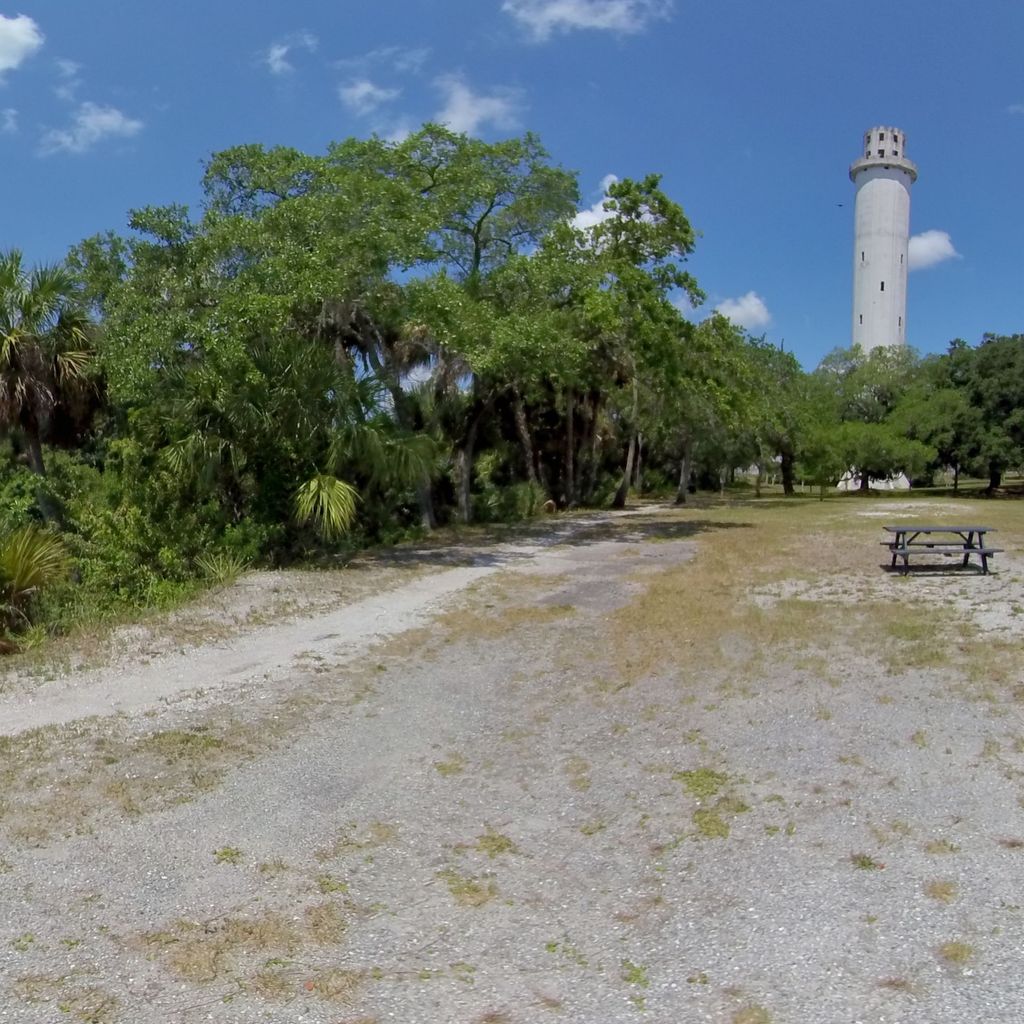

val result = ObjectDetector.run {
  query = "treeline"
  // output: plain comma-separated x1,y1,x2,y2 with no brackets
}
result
1,124,1021,644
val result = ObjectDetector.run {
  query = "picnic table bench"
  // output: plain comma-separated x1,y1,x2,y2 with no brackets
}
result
882,524,1001,575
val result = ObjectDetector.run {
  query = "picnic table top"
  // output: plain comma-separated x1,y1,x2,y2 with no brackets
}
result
883,524,996,533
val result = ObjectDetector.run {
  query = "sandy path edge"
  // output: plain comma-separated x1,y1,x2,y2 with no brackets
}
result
0,510,649,738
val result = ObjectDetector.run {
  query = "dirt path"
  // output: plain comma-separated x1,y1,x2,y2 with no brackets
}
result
1,500,1022,1024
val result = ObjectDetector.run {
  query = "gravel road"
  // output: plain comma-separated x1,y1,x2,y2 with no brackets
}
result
1,503,1022,1023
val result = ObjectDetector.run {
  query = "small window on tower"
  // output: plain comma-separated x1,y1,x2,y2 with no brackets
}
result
900,254,904,264
859,314,863,324
861,251,865,262
898,316,902,327
877,149,885,157
880,281,885,291
879,132,885,141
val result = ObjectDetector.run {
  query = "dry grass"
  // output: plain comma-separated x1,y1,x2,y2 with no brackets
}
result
0,702,308,847
315,821,398,862
139,899,349,989
12,975,120,1023
307,968,365,1002
924,879,958,903
438,868,498,907
733,1007,773,1024
436,600,575,643
936,940,975,965
599,498,1022,694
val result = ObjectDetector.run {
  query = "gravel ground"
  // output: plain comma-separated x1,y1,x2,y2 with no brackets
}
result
1,501,1022,1023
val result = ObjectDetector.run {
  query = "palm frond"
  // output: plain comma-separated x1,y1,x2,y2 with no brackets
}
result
294,474,359,541
0,527,68,606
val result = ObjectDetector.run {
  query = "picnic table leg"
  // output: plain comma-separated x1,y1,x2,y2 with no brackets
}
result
962,531,975,568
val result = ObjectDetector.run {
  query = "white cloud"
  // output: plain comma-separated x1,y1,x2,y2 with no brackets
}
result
715,291,772,330
264,31,317,75
1,108,17,134
340,78,400,116
39,102,143,155
373,117,416,143
572,173,619,229
54,58,82,101
0,13,43,75
434,74,521,135
908,230,959,271
502,0,672,41
336,46,430,75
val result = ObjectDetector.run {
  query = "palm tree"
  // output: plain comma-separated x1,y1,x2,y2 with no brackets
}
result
0,250,93,486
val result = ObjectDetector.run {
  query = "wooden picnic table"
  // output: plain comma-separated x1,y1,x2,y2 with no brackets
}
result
882,524,1001,575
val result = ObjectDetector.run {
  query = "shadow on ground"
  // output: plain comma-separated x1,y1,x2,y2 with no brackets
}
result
345,509,753,573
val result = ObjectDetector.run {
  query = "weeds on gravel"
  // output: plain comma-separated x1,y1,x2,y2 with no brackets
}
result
140,902,350,991
0,712,295,847
438,868,498,907
850,852,885,870
673,767,729,799
434,753,466,776
936,940,975,965
474,827,518,858
437,601,575,643
732,1007,772,1024
563,756,591,791
924,838,960,855
12,975,120,1023
924,879,958,903
306,967,365,1001
877,976,916,992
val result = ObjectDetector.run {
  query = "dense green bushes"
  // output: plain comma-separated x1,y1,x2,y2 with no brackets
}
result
0,124,1021,652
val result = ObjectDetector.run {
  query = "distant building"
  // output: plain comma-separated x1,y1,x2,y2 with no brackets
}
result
850,126,917,351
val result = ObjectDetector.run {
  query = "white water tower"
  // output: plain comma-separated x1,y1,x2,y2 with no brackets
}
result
850,126,917,351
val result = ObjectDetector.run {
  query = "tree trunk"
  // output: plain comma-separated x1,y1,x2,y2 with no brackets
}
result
634,433,643,493
674,437,693,505
454,415,482,524
25,432,47,477
858,468,871,493
780,449,795,496
512,390,539,487
564,388,575,507
987,465,1002,493
25,431,63,524
582,395,603,503
611,435,637,509
574,397,592,501
952,463,959,494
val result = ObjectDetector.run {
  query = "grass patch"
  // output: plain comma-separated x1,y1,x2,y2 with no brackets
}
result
693,808,730,839
673,767,729,799
12,976,120,1023
438,869,498,908
475,827,518,858
924,838,960,855
936,940,974,965
850,853,885,870
924,879,958,903
307,968,365,1002
434,753,466,777
733,1007,772,1024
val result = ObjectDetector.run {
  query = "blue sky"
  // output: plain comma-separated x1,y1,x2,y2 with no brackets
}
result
1,0,1022,369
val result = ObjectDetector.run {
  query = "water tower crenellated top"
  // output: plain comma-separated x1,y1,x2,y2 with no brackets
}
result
849,125,918,183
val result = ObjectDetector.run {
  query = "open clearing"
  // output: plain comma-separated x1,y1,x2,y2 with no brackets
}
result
1,495,1022,1023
